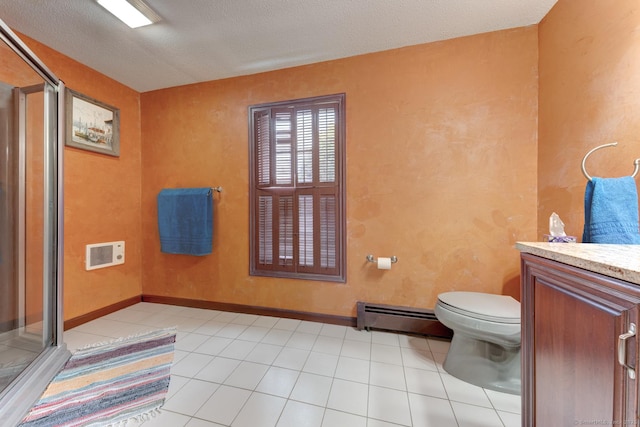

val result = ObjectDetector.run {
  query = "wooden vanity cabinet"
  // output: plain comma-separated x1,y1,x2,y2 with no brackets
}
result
521,253,640,427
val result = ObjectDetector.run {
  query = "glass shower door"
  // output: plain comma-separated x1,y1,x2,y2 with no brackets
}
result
0,82,53,392
0,19,69,425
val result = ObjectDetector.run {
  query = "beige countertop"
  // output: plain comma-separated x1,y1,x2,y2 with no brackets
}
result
516,242,640,285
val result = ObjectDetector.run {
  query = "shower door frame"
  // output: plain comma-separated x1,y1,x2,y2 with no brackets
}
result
0,19,70,425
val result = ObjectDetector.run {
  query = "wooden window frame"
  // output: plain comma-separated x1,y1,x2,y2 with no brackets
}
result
249,93,346,282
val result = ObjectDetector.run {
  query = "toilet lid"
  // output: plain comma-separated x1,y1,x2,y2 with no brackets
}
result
437,291,520,323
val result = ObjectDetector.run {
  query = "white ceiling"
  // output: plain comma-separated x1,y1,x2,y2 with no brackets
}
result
0,0,557,93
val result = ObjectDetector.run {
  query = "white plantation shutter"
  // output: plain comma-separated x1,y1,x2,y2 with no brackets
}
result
250,94,345,282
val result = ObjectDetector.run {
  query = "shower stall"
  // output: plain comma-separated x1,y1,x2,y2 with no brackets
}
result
0,19,69,424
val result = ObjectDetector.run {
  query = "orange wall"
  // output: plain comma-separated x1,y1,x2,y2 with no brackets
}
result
141,27,539,316
11,0,638,321
17,35,143,320
538,0,640,238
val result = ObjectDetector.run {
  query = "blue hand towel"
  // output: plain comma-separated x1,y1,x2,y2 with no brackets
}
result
582,176,640,244
157,188,213,255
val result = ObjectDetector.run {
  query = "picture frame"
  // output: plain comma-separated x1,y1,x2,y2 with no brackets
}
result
65,88,120,157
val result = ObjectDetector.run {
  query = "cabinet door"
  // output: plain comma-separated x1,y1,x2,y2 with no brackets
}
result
521,253,640,427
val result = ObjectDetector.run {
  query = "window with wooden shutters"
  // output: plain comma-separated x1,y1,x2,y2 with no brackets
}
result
249,94,345,282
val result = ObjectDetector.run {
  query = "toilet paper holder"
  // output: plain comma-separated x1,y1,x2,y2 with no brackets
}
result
366,255,398,264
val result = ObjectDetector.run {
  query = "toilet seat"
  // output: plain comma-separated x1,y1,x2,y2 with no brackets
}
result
434,291,522,394
437,291,520,324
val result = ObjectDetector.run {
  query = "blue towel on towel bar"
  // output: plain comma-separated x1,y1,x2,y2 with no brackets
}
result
157,188,213,255
582,176,640,244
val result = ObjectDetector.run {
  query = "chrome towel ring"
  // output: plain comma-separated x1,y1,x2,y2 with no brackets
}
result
581,142,640,181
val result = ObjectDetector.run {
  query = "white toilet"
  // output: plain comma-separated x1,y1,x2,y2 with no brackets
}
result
434,291,521,395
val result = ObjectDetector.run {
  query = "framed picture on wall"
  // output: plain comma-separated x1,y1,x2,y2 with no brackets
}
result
65,88,120,157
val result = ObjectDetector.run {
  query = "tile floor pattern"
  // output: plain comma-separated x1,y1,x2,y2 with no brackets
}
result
0,330,41,392
64,303,521,427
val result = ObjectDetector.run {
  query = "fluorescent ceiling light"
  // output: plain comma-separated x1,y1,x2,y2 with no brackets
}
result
97,0,159,28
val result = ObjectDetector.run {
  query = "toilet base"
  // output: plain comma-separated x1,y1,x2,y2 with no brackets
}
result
443,332,521,395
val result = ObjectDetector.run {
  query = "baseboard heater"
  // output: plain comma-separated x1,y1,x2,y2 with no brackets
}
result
356,301,452,338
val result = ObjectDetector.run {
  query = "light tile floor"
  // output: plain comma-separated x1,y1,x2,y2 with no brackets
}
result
64,302,521,427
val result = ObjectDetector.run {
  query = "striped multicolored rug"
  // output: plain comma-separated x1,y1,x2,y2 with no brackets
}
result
19,328,176,427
